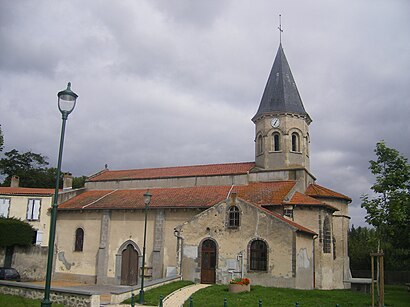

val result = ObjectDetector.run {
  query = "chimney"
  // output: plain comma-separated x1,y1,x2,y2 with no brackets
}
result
63,172,73,190
10,175,19,188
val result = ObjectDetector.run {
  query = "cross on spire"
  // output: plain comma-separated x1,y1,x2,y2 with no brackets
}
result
278,14,283,44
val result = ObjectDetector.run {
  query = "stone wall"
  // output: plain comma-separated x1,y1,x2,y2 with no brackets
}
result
0,245,48,281
0,281,99,307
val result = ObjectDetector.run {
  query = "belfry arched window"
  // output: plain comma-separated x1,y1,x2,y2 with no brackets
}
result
291,132,300,152
74,228,84,252
323,217,331,253
257,134,263,154
249,240,267,271
228,206,240,228
273,132,280,151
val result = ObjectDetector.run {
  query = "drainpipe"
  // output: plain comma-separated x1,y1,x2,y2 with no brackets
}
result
174,228,183,276
237,251,244,278
312,234,318,289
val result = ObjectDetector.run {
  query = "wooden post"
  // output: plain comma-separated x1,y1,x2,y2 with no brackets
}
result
380,252,384,306
371,255,374,307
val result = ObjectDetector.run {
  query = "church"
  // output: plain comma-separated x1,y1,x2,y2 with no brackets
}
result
55,42,352,290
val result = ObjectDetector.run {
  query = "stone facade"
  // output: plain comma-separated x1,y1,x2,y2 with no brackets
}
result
49,42,352,291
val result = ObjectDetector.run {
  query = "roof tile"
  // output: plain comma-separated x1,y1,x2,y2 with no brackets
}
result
87,162,255,182
306,184,351,201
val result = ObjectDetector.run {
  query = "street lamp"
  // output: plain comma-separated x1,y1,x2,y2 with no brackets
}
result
139,190,152,304
41,83,78,307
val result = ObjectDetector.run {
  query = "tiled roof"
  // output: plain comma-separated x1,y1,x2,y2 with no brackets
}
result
233,181,296,205
0,187,55,196
87,162,255,182
286,192,339,211
58,181,296,211
59,181,315,235
306,184,351,202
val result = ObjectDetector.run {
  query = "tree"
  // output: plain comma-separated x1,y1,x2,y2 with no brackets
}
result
0,217,35,247
361,141,410,269
349,225,378,270
0,149,54,187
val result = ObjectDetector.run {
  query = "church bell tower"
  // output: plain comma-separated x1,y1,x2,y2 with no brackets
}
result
252,43,312,172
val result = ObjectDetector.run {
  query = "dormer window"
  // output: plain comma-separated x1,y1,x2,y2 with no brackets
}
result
228,206,240,228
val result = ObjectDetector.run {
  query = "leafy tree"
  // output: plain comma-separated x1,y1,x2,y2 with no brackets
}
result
361,141,410,246
348,225,378,270
0,149,53,187
73,175,87,189
0,217,35,247
361,141,410,269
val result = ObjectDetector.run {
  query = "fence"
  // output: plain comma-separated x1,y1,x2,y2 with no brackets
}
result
352,270,410,284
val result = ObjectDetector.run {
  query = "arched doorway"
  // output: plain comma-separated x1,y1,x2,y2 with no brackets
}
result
201,239,216,284
121,244,139,285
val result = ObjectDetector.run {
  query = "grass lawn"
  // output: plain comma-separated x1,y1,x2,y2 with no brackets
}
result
0,294,65,307
183,284,410,307
122,280,194,305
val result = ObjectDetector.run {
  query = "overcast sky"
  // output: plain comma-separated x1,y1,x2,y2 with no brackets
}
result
1,0,409,227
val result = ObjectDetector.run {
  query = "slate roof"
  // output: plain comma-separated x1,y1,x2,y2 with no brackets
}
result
306,183,351,202
87,162,255,182
252,44,310,122
0,187,56,196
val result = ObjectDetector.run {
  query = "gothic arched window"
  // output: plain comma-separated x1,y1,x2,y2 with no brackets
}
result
74,228,84,252
228,206,240,228
323,217,331,253
249,240,267,271
291,132,300,152
273,132,280,151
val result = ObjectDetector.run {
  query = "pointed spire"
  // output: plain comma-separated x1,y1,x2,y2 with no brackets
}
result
252,44,311,122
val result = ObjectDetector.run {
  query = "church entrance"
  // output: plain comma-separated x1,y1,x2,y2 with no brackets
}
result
201,239,216,284
121,244,139,285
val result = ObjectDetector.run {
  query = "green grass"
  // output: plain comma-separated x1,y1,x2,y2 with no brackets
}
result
183,284,410,307
122,280,194,305
0,294,64,307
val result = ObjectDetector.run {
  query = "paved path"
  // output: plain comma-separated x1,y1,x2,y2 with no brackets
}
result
163,283,210,307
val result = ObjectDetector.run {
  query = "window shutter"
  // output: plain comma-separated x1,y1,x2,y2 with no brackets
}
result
33,200,40,220
36,231,43,245
27,200,34,219
0,199,10,217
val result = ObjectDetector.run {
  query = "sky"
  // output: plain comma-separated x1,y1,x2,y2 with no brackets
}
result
1,0,409,227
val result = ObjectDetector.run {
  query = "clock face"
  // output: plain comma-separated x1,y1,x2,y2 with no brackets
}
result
271,117,280,128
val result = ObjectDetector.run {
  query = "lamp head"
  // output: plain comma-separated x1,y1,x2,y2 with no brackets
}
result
58,82,78,116
143,190,152,206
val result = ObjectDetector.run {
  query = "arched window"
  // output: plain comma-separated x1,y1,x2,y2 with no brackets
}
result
249,240,267,271
291,132,300,152
257,134,263,154
74,228,84,252
228,206,240,228
323,217,331,253
273,132,280,151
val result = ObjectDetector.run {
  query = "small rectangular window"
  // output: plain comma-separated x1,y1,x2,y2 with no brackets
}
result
0,198,10,217
27,199,41,221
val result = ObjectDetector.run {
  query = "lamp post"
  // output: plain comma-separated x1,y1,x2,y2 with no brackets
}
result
139,190,152,304
41,83,78,307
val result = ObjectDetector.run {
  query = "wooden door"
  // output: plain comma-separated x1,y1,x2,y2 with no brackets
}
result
201,239,216,284
121,244,139,285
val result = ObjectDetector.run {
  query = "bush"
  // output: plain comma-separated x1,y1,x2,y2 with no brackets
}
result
0,217,35,247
